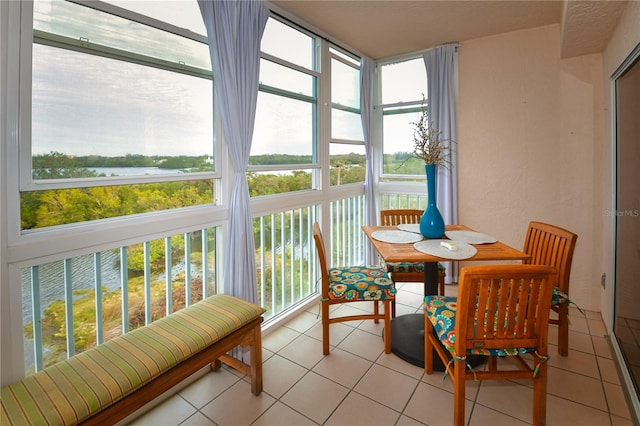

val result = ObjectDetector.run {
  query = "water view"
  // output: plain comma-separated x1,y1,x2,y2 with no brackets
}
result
90,167,183,176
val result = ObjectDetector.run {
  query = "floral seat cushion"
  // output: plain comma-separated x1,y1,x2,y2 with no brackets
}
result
383,261,446,274
423,295,539,357
328,266,396,301
552,287,569,305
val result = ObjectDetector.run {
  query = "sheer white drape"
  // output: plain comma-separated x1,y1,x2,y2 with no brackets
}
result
198,0,269,301
361,57,377,265
423,44,458,283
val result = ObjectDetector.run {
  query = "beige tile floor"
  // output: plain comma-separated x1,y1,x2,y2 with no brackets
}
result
129,282,635,426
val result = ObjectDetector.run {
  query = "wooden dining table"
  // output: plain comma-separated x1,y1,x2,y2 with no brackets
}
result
363,224,531,368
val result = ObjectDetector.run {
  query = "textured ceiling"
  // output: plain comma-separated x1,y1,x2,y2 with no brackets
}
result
271,0,628,60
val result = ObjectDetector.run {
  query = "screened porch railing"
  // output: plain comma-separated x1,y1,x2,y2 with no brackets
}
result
19,192,375,375
21,228,218,374
380,192,428,211
254,205,318,322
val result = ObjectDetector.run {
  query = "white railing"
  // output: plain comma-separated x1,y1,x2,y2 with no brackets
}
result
19,191,393,375
330,194,366,266
380,192,428,210
254,205,318,322
21,228,218,374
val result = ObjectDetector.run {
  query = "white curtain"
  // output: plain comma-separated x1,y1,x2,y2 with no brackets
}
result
199,0,269,301
360,57,377,265
423,44,458,283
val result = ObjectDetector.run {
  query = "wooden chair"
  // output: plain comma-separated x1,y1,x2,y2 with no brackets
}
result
522,221,578,356
424,265,557,426
379,209,445,317
313,222,396,355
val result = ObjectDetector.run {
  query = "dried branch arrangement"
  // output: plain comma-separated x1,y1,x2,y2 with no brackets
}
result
401,95,454,168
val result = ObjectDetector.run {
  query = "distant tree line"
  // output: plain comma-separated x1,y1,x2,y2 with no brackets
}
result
24,151,399,229
23,151,425,229
32,152,213,172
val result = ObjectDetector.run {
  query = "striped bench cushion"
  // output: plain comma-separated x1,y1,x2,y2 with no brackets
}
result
1,294,265,426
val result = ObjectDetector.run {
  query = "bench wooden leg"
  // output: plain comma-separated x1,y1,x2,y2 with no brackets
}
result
249,322,263,395
212,359,222,371
215,322,263,395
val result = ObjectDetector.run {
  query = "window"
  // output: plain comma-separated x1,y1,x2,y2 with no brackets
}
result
380,58,428,179
22,0,216,230
250,17,318,196
330,47,365,186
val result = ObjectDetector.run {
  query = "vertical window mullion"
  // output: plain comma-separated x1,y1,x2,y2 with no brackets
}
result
165,237,173,315
120,247,129,334
94,253,104,345
31,266,44,372
184,233,192,307
143,242,152,325
63,259,74,357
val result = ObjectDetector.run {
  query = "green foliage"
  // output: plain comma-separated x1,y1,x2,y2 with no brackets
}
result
126,236,185,273
329,152,365,166
20,192,43,229
34,257,208,368
249,154,312,165
383,152,426,175
22,181,214,230
330,163,365,185
32,152,99,179
158,156,211,170
247,170,313,196
86,154,154,167
22,152,369,230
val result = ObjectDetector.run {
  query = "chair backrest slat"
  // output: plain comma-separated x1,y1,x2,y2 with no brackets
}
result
380,209,423,226
455,265,557,353
523,221,577,294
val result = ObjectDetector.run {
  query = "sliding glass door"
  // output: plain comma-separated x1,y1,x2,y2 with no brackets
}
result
613,43,640,413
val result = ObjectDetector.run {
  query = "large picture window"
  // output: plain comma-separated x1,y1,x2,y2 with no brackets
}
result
250,17,318,196
21,0,216,230
330,48,365,186
380,58,428,179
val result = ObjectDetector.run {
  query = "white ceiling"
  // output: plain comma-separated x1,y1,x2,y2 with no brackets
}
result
271,0,629,60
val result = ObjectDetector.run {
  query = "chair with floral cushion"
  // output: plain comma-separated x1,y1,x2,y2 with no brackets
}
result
380,209,445,317
313,222,396,355
522,221,578,356
424,264,557,426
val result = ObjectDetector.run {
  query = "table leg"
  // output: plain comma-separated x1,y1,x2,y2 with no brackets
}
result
389,262,484,371
423,261,439,296
390,313,446,369
390,262,441,368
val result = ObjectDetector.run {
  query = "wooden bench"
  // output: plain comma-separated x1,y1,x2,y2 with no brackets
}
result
1,294,265,425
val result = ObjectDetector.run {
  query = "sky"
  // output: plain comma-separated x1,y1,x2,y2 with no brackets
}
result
32,0,212,157
31,0,421,160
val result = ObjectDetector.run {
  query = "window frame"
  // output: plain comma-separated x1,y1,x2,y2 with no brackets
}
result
247,15,321,197
328,45,365,187
20,0,220,193
378,55,429,181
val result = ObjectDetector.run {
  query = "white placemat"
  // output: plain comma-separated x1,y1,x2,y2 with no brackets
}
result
397,223,421,234
445,230,497,244
413,239,478,259
371,230,424,244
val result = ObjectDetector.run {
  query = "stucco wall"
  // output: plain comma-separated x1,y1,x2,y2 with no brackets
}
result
457,24,602,312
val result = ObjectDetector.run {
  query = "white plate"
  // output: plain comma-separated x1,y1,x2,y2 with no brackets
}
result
371,230,424,244
445,230,497,245
397,223,422,234
413,239,478,259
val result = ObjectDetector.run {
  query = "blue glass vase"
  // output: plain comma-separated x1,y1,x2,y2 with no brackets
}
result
420,164,445,238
